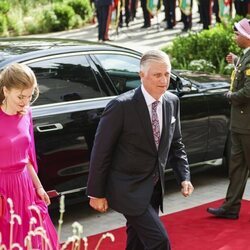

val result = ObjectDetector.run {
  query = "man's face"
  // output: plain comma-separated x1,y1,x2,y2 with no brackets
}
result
140,60,171,100
234,32,249,48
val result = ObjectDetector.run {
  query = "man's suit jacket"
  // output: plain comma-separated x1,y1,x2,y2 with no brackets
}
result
87,86,190,216
231,49,250,134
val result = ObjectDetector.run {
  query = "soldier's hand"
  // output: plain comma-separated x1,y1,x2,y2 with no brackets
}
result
224,91,232,99
226,52,237,64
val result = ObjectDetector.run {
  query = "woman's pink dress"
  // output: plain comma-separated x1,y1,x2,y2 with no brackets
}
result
0,107,58,249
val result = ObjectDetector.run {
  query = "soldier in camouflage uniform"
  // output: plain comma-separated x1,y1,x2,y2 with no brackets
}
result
207,18,250,219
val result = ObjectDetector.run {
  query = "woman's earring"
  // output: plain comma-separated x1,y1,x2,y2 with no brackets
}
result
2,98,7,112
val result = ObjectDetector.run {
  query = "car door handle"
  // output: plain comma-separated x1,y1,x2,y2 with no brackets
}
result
36,123,63,132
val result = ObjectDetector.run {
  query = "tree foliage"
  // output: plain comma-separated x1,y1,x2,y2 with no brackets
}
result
0,0,93,36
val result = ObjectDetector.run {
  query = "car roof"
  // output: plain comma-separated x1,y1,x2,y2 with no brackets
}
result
0,37,141,67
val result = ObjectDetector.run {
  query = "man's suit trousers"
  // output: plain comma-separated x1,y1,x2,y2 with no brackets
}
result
124,182,171,250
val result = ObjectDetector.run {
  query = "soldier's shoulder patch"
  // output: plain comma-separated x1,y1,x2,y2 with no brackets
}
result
246,68,250,76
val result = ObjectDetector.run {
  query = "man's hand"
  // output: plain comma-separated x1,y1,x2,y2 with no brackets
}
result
181,181,194,197
89,197,109,213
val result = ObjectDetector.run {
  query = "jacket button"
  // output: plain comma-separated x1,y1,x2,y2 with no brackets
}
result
241,110,244,114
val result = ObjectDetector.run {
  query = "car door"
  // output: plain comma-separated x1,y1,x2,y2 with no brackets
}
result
168,76,209,166
204,83,230,162
26,53,114,197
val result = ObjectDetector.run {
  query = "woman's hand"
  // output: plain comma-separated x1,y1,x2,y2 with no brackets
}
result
36,187,51,205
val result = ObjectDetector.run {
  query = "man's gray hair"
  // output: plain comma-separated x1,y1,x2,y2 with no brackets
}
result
140,50,171,71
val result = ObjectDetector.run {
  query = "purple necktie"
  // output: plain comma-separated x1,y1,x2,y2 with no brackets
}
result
151,101,160,184
151,101,160,148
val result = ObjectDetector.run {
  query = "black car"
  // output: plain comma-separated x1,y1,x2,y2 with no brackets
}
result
0,38,231,204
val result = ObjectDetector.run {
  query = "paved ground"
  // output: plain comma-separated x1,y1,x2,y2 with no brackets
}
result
52,167,250,242
30,4,203,53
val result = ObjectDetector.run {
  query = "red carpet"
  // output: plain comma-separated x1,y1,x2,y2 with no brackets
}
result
86,200,250,250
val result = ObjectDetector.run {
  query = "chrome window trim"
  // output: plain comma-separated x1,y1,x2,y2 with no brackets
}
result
24,51,141,65
31,96,116,118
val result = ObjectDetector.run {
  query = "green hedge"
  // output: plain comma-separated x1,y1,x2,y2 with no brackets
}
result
0,0,93,36
67,0,92,21
162,17,245,74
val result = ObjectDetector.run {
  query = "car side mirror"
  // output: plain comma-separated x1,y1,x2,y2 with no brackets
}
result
177,78,192,93
176,79,183,91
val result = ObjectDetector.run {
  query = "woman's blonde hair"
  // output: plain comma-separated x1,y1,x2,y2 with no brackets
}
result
0,63,39,104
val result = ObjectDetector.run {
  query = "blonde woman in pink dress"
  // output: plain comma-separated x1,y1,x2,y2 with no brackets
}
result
0,63,58,249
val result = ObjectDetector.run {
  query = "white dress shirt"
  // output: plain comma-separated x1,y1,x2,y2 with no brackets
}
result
141,85,163,135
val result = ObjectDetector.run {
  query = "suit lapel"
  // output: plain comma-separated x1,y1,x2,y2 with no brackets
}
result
134,87,157,152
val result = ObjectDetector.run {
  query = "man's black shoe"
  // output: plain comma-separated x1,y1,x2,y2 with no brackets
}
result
103,38,113,42
164,26,173,30
207,207,239,219
141,24,151,29
182,27,189,32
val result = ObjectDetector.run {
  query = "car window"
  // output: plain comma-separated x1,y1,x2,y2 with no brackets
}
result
28,55,103,106
168,77,177,90
95,54,141,94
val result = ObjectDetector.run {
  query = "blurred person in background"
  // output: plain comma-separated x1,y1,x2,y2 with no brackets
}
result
179,0,193,32
141,0,151,28
119,0,131,27
95,0,113,41
130,0,138,21
234,0,249,17
163,0,176,29
200,0,212,29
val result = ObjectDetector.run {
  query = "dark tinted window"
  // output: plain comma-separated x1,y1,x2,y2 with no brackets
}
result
95,54,140,94
168,77,177,90
28,55,102,105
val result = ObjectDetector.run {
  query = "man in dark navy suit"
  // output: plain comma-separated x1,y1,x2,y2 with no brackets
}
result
94,0,113,41
87,50,194,250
